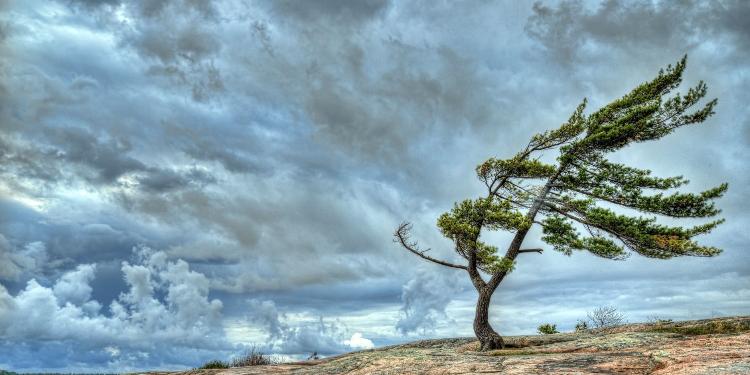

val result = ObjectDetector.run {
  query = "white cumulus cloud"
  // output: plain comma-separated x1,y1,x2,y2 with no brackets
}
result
0,246,234,372
344,332,374,350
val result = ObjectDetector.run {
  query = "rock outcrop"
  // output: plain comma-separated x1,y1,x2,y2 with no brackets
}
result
141,316,750,374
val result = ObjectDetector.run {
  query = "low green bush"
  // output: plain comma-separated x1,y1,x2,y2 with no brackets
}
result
199,360,230,369
537,323,559,335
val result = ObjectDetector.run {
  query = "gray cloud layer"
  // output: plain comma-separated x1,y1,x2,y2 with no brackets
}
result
0,0,748,371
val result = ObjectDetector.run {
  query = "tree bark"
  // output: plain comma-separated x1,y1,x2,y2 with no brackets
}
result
474,288,504,350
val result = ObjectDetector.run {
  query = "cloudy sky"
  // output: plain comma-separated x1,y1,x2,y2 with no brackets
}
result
1,0,748,372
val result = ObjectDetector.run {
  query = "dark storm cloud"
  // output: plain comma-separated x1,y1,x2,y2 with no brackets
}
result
67,0,225,102
66,0,121,8
265,0,390,25
1,126,217,195
0,135,63,184
137,167,216,192
0,235,46,282
297,45,498,161
526,0,750,62
46,126,146,184
182,143,262,174
0,0,748,371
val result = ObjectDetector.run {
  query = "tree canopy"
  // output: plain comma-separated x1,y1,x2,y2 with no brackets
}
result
397,55,726,280
395,56,726,351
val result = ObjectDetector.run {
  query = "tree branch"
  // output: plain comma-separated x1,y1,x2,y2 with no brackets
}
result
394,223,467,270
487,165,569,291
543,202,635,252
543,201,592,225
466,242,487,290
491,192,533,209
518,248,543,254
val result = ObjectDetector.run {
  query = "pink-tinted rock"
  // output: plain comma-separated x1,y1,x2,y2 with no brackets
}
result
136,316,750,375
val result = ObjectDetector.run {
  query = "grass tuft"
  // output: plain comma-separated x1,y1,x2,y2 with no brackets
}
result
231,346,275,367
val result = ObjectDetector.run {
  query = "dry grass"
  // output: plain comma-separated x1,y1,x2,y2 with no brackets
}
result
230,347,275,367
648,318,750,335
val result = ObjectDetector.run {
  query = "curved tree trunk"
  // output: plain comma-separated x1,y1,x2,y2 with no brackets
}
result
474,288,504,350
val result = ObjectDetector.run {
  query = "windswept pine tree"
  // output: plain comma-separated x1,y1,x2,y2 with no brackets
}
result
395,57,727,351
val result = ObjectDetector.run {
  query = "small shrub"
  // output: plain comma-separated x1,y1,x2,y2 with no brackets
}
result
574,319,588,332
231,346,273,367
199,360,229,369
537,323,558,335
587,306,625,329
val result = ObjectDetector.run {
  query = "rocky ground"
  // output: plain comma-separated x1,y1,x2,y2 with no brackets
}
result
142,316,750,374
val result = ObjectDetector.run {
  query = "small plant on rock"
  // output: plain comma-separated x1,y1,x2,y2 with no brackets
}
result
537,323,559,335
199,360,229,369
231,346,274,366
575,319,589,332
587,306,625,329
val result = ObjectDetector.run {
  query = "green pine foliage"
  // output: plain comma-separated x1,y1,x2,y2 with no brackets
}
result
199,360,230,369
394,56,726,349
423,56,726,274
437,197,528,272
537,323,559,335
512,56,724,262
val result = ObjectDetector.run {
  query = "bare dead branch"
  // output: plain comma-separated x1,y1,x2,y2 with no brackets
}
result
394,222,467,270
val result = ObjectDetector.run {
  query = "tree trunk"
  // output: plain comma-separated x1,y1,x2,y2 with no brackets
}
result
474,288,504,351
